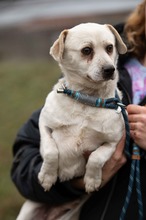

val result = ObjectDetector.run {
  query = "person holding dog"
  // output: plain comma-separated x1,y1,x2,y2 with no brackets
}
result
11,0,146,219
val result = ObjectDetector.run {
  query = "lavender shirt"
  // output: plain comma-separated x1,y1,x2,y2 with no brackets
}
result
124,58,146,104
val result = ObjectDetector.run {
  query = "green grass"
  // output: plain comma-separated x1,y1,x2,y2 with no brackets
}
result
0,59,60,220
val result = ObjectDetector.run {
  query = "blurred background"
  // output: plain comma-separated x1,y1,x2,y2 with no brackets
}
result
0,0,140,219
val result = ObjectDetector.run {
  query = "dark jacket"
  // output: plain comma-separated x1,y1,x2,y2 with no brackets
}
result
11,24,146,220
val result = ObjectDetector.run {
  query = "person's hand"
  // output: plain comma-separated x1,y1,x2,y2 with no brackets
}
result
71,134,126,190
127,104,146,150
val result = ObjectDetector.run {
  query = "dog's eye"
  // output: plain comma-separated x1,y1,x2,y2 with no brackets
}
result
106,45,113,54
81,47,93,55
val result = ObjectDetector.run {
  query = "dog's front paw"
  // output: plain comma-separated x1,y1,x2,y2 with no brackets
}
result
38,172,57,191
38,165,57,191
84,175,102,193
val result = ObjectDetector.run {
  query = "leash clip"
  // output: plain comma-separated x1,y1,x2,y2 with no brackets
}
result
116,106,122,113
115,102,126,114
117,102,126,108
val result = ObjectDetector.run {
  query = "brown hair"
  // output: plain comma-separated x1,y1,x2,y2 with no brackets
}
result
124,0,146,60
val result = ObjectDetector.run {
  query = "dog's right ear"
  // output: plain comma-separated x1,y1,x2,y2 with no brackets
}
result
50,30,68,62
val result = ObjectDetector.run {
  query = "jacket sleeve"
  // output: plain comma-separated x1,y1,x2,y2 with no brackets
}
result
11,109,84,205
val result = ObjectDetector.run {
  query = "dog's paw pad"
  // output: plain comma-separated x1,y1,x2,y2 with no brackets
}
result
38,172,57,191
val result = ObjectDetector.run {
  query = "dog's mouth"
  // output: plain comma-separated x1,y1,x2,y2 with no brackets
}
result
86,75,100,83
87,74,115,82
87,65,115,82
103,74,115,81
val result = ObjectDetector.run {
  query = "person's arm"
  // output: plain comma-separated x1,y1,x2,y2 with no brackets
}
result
11,109,84,205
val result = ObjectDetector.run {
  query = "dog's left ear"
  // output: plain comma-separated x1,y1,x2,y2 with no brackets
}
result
107,24,127,54
50,30,68,62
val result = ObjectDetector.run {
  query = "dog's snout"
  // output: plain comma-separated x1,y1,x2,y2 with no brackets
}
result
103,65,115,80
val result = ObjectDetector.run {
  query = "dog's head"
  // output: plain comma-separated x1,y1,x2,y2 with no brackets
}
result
50,23,127,84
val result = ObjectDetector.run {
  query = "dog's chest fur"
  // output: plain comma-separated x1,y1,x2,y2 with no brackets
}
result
40,78,124,181
41,79,123,153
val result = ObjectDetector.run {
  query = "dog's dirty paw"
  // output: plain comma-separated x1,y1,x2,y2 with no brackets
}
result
84,176,101,193
38,171,57,191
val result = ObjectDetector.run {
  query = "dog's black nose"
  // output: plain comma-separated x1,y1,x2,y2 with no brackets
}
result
103,65,115,80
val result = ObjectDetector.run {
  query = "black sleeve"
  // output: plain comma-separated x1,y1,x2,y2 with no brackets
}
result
11,109,84,205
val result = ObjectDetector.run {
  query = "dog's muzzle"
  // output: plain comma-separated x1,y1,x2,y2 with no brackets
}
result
103,65,115,80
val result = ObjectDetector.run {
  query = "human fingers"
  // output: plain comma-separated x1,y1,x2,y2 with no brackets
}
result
128,106,146,125
129,121,145,132
128,105,146,133
128,107,146,150
128,113,146,123
129,122,136,130
130,121,145,131
130,120,146,150
127,104,146,114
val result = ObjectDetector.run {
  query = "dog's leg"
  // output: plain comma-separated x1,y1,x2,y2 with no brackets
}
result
38,122,59,191
84,142,116,193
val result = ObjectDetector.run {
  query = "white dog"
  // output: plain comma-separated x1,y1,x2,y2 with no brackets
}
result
17,23,127,220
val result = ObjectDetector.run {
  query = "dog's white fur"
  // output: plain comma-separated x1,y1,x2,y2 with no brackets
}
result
17,23,127,220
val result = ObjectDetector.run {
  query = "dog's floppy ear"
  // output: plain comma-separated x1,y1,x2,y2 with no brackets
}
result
50,30,68,61
107,24,127,54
